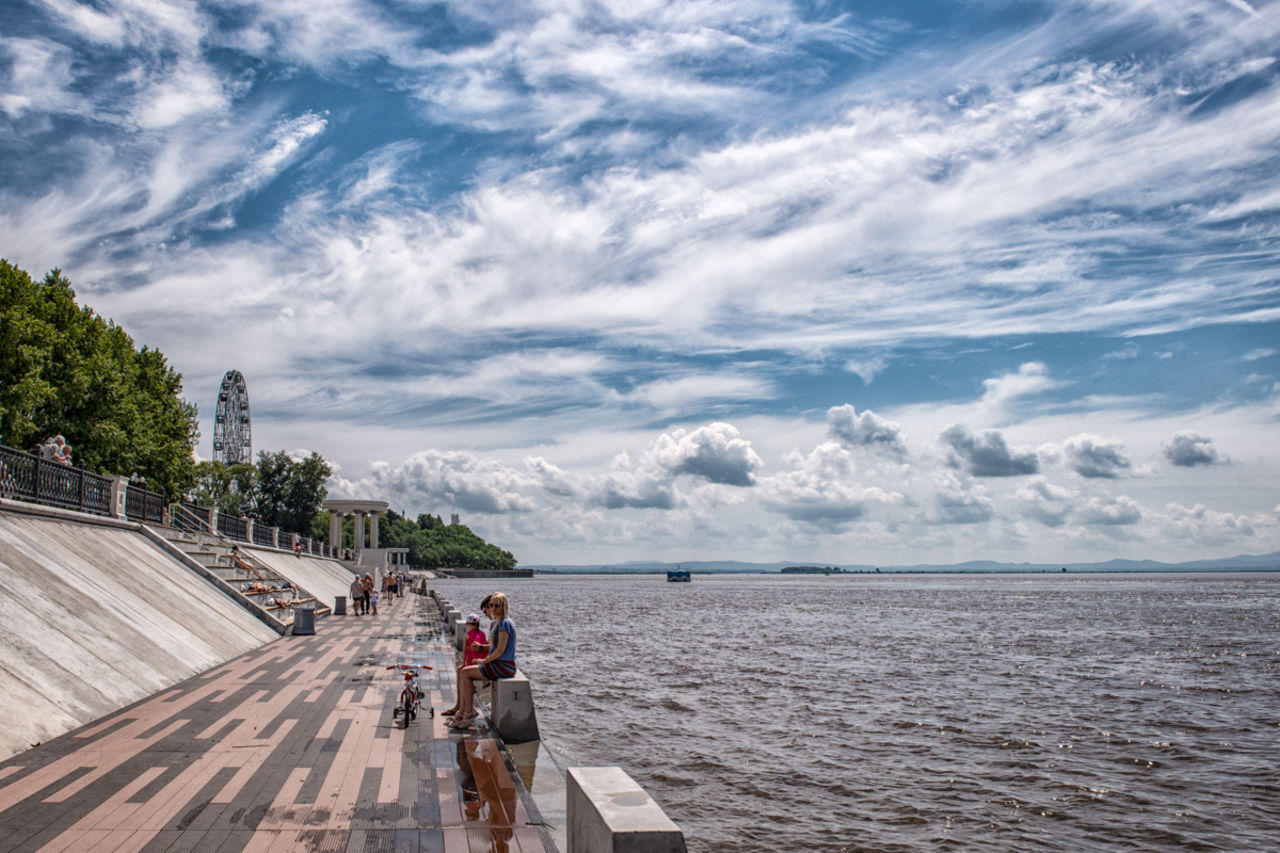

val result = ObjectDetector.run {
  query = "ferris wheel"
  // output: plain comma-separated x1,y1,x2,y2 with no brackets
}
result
212,370,252,465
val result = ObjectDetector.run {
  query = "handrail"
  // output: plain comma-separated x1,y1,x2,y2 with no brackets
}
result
1,444,336,556
0,444,112,516
217,513,248,542
172,500,213,534
125,482,166,524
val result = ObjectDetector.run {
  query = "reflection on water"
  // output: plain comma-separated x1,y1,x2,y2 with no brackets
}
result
453,736,519,851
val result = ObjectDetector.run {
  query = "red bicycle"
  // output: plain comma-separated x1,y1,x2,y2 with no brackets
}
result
388,664,431,727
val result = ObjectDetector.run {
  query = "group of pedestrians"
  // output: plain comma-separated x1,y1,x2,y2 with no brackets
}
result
441,591,517,729
347,571,416,616
38,435,72,465
348,573,377,615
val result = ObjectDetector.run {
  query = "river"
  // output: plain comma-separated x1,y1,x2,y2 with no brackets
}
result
432,572,1280,851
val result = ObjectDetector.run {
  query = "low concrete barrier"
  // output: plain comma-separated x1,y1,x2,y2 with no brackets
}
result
567,767,686,853
455,618,468,650
292,604,316,635
490,669,539,743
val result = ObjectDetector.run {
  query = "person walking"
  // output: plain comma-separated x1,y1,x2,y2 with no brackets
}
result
349,576,364,615
361,573,373,617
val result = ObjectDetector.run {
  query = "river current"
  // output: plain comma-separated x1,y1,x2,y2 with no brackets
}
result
433,573,1280,852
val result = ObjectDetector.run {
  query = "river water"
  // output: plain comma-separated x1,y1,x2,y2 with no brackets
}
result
432,573,1280,851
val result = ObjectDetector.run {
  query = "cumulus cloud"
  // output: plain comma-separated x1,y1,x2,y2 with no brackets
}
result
1063,433,1132,479
1077,496,1142,527
593,466,682,510
760,442,904,530
1162,432,1225,467
582,422,762,510
650,422,763,487
929,473,994,524
339,450,539,514
1015,477,1076,527
940,424,1039,477
827,404,907,457
1162,502,1258,545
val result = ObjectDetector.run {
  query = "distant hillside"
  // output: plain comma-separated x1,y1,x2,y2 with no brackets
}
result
525,551,1280,574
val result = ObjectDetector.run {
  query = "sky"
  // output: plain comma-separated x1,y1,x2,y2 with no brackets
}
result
3,0,1279,567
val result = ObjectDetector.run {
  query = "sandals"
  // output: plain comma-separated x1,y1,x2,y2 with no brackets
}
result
448,711,477,728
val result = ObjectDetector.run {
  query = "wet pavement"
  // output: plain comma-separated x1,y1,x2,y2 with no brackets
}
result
0,592,556,852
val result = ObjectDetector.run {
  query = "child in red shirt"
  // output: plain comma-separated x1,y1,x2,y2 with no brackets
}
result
463,614,488,667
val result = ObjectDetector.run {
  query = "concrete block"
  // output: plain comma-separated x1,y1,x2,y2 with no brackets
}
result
490,670,540,743
567,767,685,853
455,618,468,650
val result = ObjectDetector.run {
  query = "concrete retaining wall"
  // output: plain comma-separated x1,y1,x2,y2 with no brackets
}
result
244,545,358,611
0,504,280,761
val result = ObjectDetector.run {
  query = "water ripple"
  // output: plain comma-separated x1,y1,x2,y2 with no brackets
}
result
438,573,1280,851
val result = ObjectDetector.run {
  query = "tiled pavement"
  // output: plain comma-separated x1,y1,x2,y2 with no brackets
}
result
0,592,556,853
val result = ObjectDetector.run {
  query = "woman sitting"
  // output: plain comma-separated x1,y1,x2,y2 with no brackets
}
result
447,592,516,729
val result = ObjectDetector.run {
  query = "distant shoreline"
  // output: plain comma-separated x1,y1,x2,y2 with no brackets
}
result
528,566,1280,576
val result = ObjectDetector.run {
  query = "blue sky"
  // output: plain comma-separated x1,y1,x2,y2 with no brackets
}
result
3,0,1278,566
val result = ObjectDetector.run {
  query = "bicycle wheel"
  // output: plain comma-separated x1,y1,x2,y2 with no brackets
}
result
402,691,413,727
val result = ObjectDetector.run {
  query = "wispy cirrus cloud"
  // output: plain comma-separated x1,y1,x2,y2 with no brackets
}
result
3,0,1279,566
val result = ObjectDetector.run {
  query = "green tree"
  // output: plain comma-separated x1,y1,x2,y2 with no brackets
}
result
0,260,199,496
376,509,516,570
191,460,257,516
246,449,332,535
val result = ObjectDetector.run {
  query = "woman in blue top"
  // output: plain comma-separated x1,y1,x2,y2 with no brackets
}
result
449,591,516,729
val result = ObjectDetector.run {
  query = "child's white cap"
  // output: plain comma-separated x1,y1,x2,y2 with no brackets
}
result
467,613,480,624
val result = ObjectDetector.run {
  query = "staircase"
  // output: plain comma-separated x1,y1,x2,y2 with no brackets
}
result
147,526,333,630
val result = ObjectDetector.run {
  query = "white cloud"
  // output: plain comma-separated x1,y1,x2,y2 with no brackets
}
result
1077,495,1143,527
1162,432,1226,467
940,424,1040,477
760,442,905,531
929,472,994,525
827,405,907,457
1015,477,1076,527
1062,433,1133,479
336,450,539,514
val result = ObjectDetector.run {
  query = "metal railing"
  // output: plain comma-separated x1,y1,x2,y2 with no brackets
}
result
0,445,112,516
1,444,339,556
217,513,248,542
252,523,276,548
174,500,213,533
125,482,166,524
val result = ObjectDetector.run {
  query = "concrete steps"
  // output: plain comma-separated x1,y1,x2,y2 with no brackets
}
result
148,525,333,628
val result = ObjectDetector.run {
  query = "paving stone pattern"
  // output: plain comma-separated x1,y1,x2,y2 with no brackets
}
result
0,593,556,853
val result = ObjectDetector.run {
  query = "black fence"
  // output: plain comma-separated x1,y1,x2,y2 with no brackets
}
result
217,513,248,541
124,481,166,525
2,444,334,556
0,444,113,516
252,523,276,547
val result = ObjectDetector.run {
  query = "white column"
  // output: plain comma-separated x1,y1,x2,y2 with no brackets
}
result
353,512,366,551
329,511,342,548
369,512,380,549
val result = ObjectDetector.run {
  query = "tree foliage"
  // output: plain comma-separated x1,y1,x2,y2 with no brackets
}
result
192,450,331,535
0,260,199,496
190,460,257,517
377,510,517,570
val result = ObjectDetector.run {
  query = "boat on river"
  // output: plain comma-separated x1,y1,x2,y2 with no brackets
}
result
667,567,691,582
